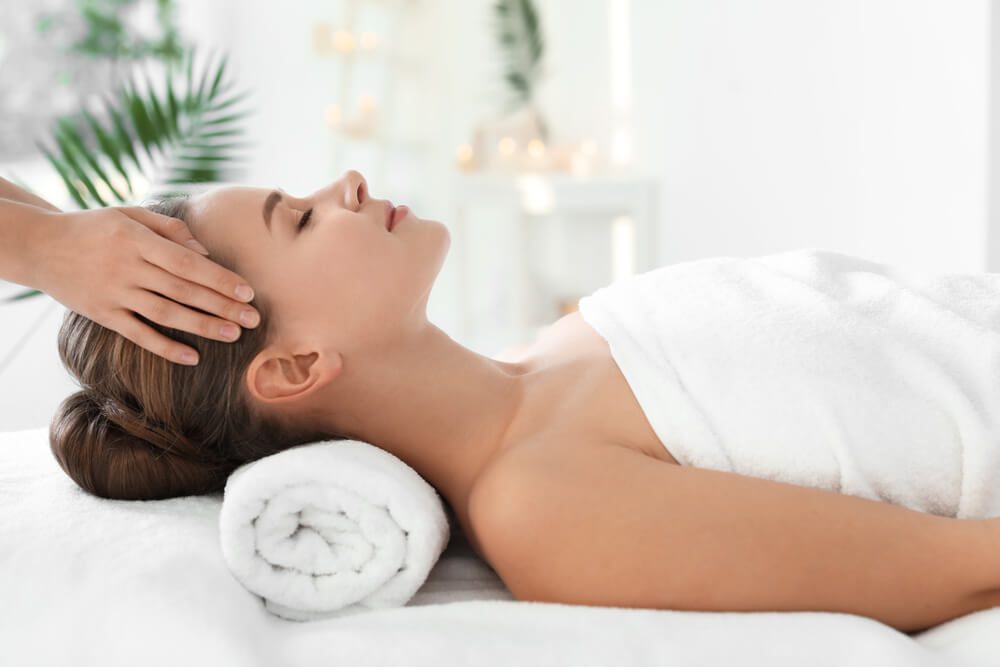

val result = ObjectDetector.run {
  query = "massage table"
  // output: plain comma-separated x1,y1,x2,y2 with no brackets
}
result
1,425,998,666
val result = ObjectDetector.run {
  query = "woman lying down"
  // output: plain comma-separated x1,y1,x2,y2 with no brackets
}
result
49,169,1000,634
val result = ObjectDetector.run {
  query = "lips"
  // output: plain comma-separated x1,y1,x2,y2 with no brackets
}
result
384,201,395,231
388,204,409,232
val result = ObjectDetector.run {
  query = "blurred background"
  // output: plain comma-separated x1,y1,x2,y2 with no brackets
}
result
0,0,996,431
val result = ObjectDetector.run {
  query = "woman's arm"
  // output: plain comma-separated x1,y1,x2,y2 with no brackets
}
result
471,442,1000,634
0,177,62,213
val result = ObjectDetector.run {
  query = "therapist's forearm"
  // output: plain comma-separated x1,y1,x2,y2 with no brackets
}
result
0,198,62,288
0,177,62,213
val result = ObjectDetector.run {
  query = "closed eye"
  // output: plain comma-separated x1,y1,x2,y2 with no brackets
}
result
297,208,313,232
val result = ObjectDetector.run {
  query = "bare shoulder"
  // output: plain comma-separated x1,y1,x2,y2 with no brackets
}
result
468,437,679,601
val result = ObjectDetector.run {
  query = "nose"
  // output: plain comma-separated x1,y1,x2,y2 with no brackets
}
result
340,170,367,210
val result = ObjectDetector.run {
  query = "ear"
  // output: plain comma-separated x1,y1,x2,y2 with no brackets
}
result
245,345,343,406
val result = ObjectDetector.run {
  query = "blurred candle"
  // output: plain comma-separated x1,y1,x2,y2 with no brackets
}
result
498,136,517,156
324,103,342,128
455,143,476,171
332,29,356,54
527,139,546,160
358,94,377,114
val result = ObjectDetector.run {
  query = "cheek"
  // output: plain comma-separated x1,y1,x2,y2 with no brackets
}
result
316,227,391,272
288,244,368,303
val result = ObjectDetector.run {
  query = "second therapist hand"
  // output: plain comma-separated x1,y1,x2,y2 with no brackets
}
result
0,186,260,366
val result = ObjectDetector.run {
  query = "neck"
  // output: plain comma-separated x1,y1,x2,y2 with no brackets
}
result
312,321,536,514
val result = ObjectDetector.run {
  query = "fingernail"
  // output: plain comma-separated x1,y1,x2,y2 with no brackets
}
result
240,309,259,327
235,284,254,301
180,351,199,365
220,323,240,340
185,239,210,255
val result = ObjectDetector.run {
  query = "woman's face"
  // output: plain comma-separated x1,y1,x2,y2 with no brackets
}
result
187,169,451,351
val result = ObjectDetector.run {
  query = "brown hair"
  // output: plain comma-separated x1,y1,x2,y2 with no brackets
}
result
49,196,344,500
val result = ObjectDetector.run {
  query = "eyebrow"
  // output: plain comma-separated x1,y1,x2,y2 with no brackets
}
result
261,189,283,233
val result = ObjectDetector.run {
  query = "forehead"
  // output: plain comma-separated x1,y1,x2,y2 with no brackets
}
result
186,186,275,277
189,186,270,227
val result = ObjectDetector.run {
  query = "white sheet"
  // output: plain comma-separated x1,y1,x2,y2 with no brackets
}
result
1,426,998,667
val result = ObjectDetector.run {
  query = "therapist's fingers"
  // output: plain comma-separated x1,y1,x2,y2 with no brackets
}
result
118,205,211,256
132,223,259,318
127,287,244,344
107,308,203,366
131,261,259,340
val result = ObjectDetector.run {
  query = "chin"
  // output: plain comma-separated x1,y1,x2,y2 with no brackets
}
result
433,218,451,239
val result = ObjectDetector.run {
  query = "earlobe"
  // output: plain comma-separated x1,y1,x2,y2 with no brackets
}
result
246,347,342,405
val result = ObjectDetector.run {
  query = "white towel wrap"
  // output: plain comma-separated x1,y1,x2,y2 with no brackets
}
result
578,248,1000,519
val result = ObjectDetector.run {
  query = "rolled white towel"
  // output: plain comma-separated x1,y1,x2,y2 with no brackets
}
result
218,440,451,621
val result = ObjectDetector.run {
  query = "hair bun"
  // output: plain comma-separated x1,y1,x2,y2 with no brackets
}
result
49,389,226,500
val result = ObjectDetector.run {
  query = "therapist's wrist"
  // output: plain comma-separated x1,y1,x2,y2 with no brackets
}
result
4,203,67,290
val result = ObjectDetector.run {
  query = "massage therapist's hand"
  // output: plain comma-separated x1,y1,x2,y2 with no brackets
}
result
31,206,260,366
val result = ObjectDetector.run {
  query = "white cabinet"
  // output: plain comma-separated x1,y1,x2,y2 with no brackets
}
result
451,172,659,353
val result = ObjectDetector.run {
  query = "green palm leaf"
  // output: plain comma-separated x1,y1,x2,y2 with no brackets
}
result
35,43,252,211
2,289,44,302
4,44,253,303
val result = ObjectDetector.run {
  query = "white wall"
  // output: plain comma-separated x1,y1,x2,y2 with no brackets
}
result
631,0,989,273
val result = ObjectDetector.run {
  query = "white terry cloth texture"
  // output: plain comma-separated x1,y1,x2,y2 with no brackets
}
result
579,247,1000,519
219,440,450,621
